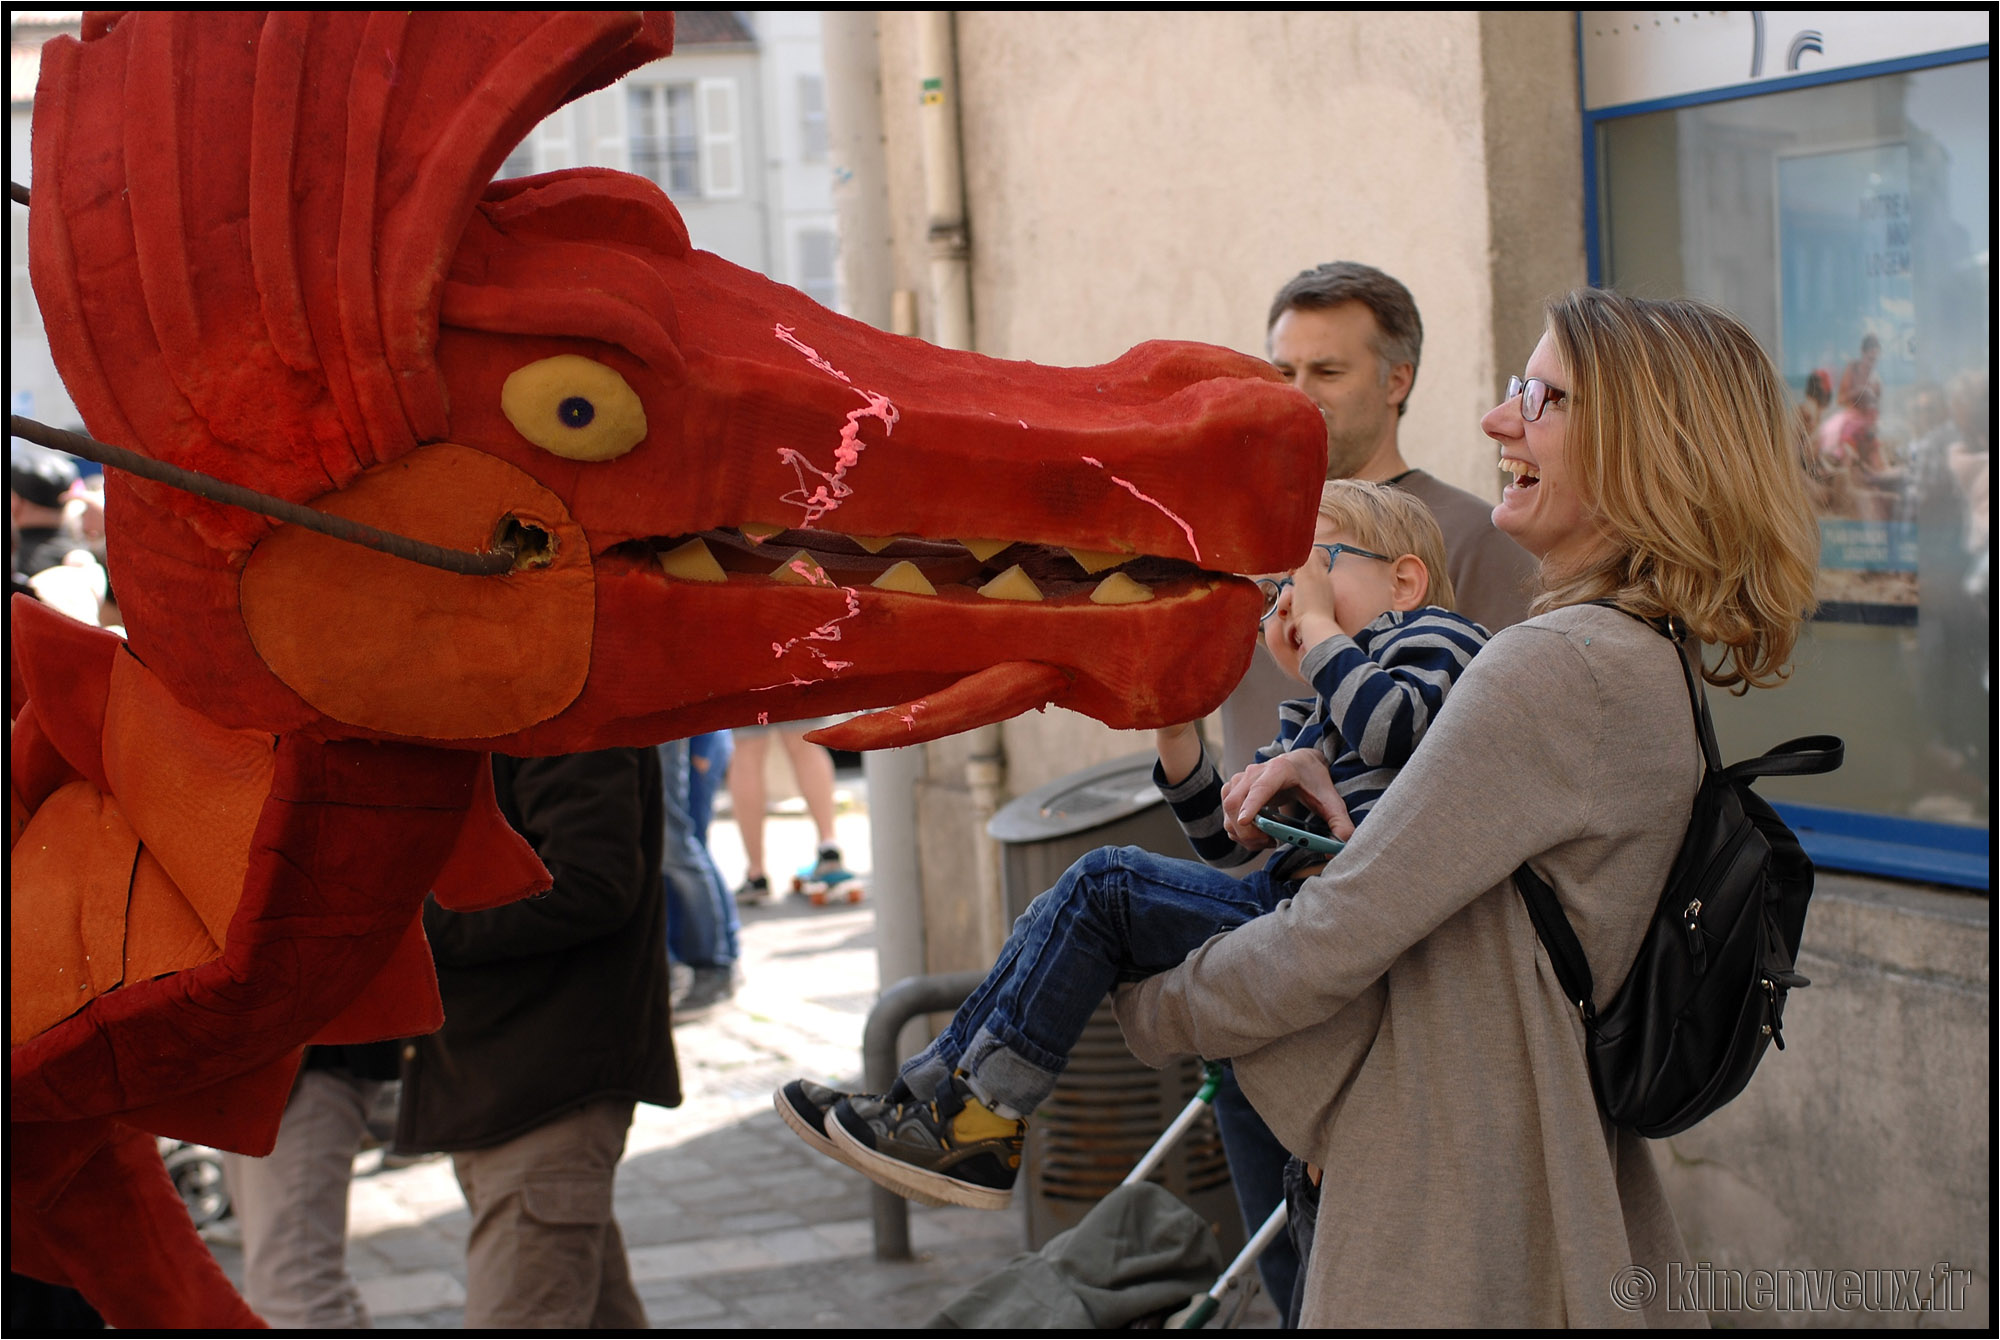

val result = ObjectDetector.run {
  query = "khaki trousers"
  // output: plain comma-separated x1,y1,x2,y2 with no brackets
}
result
222,1068,379,1328
449,1096,647,1330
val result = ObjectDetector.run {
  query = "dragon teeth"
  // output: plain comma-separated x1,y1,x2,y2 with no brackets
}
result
960,538,1011,561
976,565,1043,601
852,535,897,553
1067,547,1127,574
657,538,728,583
871,561,936,595
770,551,830,585
741,523,784,542
1089,572,1153,604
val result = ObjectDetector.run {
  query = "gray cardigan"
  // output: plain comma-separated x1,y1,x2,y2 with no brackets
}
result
1118,603,1707,1328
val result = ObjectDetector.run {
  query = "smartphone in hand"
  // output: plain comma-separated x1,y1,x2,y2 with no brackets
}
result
1253,806,1345,856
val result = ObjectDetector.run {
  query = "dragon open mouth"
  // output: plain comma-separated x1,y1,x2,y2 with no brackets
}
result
613,527,1204,606
591,525,1244,749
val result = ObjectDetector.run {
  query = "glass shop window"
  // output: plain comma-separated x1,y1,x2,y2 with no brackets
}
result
1597,59,1989,876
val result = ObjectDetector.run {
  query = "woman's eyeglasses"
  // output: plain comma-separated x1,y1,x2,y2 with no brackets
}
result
1256,543,1391,622
1506,375,1569,423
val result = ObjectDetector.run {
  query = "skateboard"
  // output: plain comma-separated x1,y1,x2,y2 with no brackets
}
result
792,859,865,905
796,876,866,906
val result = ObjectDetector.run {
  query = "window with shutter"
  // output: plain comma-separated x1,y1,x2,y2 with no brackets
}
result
628,83,701,196
698,77,743,199
796,228,838,307
799,75,828,162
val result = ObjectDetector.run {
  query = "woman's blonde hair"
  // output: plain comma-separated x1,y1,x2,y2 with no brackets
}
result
1538,289,1819,690
1315,478,1456,610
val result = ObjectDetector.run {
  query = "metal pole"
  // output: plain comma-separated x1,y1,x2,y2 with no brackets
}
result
914,10,971,352
861,970,984,1259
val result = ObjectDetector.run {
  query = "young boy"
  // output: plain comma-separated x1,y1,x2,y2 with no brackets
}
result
775,480,1489,1209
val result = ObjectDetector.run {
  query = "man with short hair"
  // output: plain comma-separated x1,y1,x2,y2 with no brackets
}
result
1265,261,1535,635
1209,263,1536,1323
1221,263,1536,776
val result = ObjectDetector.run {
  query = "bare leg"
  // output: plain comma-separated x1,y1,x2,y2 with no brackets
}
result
728,730,770,880
779,730,840,849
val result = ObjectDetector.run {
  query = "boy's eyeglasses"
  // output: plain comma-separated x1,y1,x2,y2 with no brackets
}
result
1255,543,1392,623
1506,375,1568,423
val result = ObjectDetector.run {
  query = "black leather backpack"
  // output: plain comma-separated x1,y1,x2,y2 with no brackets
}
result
1514,610,1843,1139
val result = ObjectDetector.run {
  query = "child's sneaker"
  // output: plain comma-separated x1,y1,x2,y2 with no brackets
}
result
734,874,772,905
824,1073,1024,1211
773,1079,949,1208
775,1078,851,1160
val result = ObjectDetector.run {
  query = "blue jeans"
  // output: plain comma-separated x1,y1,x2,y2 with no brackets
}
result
660,736,738,968
686,731,731,838
900,845,1289,1116
1214,1069,1302,1323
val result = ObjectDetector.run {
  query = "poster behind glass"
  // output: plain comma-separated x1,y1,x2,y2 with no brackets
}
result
1599,61,1989,832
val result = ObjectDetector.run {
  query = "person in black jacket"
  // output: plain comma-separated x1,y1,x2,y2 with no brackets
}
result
395,748,678,1329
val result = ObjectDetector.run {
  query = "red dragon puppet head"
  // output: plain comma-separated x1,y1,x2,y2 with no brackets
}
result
28,9,1323,756
10,11,1321,1328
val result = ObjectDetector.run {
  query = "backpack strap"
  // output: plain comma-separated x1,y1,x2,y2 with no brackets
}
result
1727,735,1845,781
1515,861,1596,1022
1632,607,1727,774
1584,601,1846,783
1517,602,1697,1021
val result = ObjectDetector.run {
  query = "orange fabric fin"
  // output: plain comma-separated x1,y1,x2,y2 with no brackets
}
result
432,755,552,911
309,912,445,1046
124,848,223,985
122,1047,306,1158
11,702,89,820
10,781,139,1045
103,649,276,949
9,594,120,794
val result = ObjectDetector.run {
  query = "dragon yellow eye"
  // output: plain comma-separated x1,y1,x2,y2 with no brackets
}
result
501,355,647,462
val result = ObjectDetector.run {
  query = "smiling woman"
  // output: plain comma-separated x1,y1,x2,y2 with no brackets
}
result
1525,290,1820,688
1114,289,1823,1327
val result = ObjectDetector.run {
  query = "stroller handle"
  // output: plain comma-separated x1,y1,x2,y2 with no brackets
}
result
1123,1063,1226,1188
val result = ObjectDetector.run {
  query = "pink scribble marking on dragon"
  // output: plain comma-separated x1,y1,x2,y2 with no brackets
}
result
755,585,863,689
773,324,899,527
1081,456,1202,562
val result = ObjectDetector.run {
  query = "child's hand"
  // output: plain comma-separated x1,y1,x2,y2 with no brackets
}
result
1153,721,1202,787
1286,549,1345,645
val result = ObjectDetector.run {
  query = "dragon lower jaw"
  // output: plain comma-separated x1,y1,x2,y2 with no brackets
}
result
806,661,1071,750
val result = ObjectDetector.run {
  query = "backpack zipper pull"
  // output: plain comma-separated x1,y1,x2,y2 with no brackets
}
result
1684,898,1706,975
1761,976,1786,1050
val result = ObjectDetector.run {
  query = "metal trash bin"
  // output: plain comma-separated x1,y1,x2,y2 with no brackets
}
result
987,752,1243,1258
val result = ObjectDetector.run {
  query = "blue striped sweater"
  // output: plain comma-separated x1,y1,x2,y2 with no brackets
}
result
1154,606,1489,872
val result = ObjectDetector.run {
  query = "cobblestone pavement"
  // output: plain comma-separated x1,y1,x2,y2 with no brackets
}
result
203,772,1277,1328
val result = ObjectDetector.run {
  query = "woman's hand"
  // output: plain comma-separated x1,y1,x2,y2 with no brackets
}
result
1220,748,1354,847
